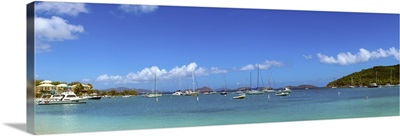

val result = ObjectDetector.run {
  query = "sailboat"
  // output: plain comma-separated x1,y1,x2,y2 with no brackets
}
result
183,69,199,97
349,78,355,88
172,74,184,96
245,64,264,95
368,71,379,88
385,69,394,87
220,74,228,95
145,73,163,98
263,72,276,93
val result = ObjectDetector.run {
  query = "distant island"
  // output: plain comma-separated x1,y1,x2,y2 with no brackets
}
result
326,64,399,88
285,84,318,90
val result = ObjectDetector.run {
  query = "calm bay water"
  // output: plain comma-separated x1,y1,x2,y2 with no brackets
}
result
35,87,399,134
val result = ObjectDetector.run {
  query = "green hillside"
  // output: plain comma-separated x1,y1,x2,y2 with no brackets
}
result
326,64,399,88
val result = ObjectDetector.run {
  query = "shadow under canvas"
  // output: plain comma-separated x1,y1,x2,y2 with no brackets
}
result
4,123,27,134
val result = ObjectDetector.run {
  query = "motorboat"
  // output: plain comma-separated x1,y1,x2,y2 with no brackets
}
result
88,93,102,100
145,93,163,98
122,95,131,98
263,88,276,93
282,87,292,93
368,83,379,88
183,90,199,96
172,91,183,96
275,91,289,96
37,91,88,105
245,89,264,95
233,93,246,99
220,91,228,95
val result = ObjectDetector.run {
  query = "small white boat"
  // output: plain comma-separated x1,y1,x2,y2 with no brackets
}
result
122,95,131,98
263,88,276,93
220,91,228,95
87,93,102,100
37,91,88,105
368,83,379,88
183,90,199,96
102,95,111,98
245,90,264,95
145,93,163,98
233,93,246,99
282,87,292,93
172,91,183,96
275,91,289,96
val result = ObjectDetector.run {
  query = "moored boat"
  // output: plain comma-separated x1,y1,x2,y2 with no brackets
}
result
233,93,246,99
275,91,289,96
368,83,379,88
37,91,88,105
172,90,183,96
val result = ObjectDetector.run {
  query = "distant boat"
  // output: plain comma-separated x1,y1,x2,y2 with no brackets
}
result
102,95,111,98
122,95,131,98
220,91,228,95
368,71,379,88
220,74,228,95
183,90,199,96
263,88,276,93
183,69,200,98
263,72,276,93
245,65,264,95
88,93,102,100
275,91,289,96
233,93,246,99
349,78,355,88
368,83,379,88
282,87,292,93
145,73,162,98
172,90,183,96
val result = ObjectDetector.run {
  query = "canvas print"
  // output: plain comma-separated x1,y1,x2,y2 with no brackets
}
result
27,1,400,134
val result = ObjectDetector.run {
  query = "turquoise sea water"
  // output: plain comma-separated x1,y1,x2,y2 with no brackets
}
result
35,87,399,134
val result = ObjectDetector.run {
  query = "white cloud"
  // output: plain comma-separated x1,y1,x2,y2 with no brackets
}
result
96,74,123,82
317,47,400,65
210,67,228,74
35,16,84,42
34,2,87,53
118,5,158,14
302,54,312,59
239,64,255,71
239,60,284,71
96,62,227,84
35,16,84,53
36,2,88,16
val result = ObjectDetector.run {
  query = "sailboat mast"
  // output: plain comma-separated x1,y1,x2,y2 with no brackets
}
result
390,69,392,85
249,72,252,90
178,74,181,91
192,69,195,92
154,73,157,94
224,74,227,91
256,64,259,90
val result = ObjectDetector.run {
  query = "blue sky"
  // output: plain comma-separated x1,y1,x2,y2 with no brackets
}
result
34,2,400,91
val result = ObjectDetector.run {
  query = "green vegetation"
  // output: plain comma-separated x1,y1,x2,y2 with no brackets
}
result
327,64,399,88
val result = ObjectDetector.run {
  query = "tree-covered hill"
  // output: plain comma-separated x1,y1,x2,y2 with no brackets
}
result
326,64,399,88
